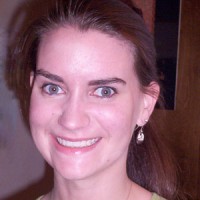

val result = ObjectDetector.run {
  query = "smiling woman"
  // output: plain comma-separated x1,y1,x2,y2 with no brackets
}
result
30,27,146,183
7,0,180,200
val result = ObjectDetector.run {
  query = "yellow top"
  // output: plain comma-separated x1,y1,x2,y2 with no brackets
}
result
151,193,167,200
36,196,43,200
36,193,166,200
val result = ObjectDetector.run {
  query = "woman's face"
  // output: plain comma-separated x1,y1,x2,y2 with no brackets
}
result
29,27,151,181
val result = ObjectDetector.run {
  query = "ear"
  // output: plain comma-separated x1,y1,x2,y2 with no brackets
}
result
136,82,160,126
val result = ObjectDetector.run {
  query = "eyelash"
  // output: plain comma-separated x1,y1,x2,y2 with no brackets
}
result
92,86,117,98
41,83,64,95
41,83,117,98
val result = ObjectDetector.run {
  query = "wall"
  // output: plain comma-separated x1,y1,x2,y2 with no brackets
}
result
0,1,46,199
134,0,155,32
153,0,200,199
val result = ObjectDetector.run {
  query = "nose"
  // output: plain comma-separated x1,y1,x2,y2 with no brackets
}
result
58,95,90,131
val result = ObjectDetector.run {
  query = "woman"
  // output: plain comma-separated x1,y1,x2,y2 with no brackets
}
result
8,0,179,199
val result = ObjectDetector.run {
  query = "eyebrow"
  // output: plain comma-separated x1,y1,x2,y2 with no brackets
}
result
35,69,126,86
88,78,126,86
35,69,64,83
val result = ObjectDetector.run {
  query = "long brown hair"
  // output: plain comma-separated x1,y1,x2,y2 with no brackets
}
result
7,0,179,199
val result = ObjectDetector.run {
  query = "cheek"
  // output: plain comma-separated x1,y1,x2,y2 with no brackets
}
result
29,93,55,130
29,98,45,127
29,93,56,160
94,102,138,139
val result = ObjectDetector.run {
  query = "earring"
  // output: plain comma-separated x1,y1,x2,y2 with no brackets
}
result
136,126,144,144
136,120,148,144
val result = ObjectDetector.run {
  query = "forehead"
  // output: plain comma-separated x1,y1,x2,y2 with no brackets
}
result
37,27,137,79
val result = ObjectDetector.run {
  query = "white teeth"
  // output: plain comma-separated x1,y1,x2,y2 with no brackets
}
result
57,137,99,148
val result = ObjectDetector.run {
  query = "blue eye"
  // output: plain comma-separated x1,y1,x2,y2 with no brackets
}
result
42,84,63,95
93,87,116,98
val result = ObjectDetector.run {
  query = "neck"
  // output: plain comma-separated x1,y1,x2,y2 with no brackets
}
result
44,153,152,200
49,164,133,200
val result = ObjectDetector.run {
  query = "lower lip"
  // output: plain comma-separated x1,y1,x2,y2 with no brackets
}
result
53,136,101,155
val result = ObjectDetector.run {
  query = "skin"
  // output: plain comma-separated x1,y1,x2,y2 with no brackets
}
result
29,27,158,200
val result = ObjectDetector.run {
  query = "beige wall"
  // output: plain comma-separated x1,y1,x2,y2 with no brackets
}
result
0,1,46,199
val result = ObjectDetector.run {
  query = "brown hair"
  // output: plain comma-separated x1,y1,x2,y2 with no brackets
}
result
7,0,179,199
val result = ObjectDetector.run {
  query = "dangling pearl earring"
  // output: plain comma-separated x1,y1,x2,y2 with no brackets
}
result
136,120,148,144
136,126,144,144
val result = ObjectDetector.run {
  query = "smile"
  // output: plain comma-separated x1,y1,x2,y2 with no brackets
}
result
56,137,99,148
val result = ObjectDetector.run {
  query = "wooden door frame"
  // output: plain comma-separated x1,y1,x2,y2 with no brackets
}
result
153,0,200,199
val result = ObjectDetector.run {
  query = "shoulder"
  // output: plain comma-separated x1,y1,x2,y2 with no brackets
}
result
151,193,167,200
35,196,44,200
